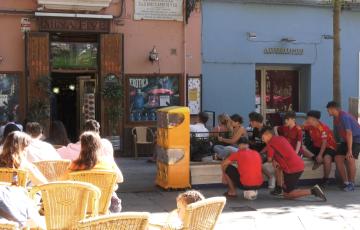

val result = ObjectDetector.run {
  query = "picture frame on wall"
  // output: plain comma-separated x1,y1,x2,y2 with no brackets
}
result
186,75,202,115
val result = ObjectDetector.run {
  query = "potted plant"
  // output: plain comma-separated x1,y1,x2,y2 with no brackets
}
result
27,76,52,130
102,75,123,151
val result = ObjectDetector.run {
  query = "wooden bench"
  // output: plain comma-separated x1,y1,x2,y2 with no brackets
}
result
190,159,360,186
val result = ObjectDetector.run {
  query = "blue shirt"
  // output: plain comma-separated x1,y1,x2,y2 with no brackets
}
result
335,111,360,144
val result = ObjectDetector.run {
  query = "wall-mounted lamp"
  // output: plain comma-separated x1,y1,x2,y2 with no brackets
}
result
247,32,257,40
68,84,75,91
149,46,159,63
322,34,334,40
281,37,296,43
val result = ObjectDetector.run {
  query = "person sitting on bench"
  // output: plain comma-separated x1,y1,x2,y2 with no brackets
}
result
190,112,209,138
221,137,263,200
213,114,247,160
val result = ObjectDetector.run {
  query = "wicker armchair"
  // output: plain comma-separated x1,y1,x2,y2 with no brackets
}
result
33,160,71,182
0,168,28,187
69,170,118,214
30,181,101,230
153,197,226,230
0,219,19,230
77,212,150,230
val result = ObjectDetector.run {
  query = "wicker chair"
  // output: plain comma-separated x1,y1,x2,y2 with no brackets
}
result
154,197,226,230
29,181,101,230
77,212,150,230
0,219,19,230
0,168,28,187
131,127,155,158
69,170,118,215
33,160,71,182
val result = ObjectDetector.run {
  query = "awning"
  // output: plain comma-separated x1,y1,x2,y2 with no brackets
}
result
37,0,112,11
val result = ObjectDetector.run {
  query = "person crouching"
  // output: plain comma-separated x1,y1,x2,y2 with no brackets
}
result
221,137,263,200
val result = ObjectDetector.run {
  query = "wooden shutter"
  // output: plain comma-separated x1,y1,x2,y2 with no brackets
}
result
27,32,50,100
26,32,50,133
100,34,124,136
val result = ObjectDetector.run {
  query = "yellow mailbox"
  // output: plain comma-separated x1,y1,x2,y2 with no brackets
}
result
155,106,190,189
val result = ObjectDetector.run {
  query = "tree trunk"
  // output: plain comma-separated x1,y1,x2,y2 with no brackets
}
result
333,0,341,106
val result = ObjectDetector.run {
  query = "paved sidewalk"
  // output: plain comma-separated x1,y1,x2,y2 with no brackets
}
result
116,158,360,230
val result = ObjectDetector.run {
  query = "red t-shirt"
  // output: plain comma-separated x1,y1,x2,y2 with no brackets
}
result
304,122,337,150
228,149,263,187
278,125,303,150
266,136,304,174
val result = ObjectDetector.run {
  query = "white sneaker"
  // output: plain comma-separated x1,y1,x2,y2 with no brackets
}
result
268,176,276,189
244,190,258,200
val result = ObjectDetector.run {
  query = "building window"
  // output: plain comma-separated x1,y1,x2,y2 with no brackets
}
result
0,73,21,122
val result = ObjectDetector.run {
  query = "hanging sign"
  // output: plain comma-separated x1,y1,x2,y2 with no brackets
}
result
134,0,183,22
20,18,31,32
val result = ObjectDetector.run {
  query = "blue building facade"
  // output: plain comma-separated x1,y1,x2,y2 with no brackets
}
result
201,1,360,126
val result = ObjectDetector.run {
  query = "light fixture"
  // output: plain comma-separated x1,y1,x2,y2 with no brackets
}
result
322,34,334,40
68,84,75,91
281,37,296,43
247,32,257,40
52,87,60,94
149,46,159,63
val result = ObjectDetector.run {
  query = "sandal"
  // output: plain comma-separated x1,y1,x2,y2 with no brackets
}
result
223,192,237,198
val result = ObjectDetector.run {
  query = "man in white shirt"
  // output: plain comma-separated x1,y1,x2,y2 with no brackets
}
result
190,112,209,138
25,122,61,162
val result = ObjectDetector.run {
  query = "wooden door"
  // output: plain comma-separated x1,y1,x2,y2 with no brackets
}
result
100,34,124,137
26,32,50,131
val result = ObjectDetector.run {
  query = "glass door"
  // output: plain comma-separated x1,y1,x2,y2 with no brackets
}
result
256,68,299,126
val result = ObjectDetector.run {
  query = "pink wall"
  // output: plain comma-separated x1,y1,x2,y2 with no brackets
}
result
0,0,202,76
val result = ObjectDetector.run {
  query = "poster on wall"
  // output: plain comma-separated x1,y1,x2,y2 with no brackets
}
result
187,76,202,115
0,73,20,122
128,75,181,122
134,0,183,22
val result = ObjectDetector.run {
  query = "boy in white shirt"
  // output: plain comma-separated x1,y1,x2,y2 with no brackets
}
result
25,122,61,162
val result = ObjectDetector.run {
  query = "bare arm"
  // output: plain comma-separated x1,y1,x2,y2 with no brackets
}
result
221,158,232,173
295,141,301,154
274,126,279,136
219,127,245,145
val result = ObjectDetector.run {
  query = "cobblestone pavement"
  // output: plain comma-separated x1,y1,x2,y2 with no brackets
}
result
116,158,360,230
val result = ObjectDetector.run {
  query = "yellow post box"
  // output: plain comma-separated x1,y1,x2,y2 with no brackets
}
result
155,106,190,189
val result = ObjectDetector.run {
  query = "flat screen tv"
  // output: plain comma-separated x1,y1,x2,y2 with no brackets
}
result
51,42,98,69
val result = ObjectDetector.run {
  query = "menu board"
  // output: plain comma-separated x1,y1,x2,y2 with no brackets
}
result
128,75,181,122
0,73,20,122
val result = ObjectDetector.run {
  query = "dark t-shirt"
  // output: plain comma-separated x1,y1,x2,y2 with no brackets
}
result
267,136,304,174
249,127,266,152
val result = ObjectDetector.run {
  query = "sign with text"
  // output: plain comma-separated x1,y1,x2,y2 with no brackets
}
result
20,18,31,32
134,0,183,22
39,17,110,33
264,48,304,55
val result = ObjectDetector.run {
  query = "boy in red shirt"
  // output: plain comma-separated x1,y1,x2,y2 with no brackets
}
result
221,137,263,200
275,112,303,154
303,110,337,186
261,127,326,201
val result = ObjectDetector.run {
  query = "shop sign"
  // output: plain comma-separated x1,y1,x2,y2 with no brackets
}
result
20,18,31,32
264,48,304,55
129,78,149,89
39,17,110,33
134,0,183,22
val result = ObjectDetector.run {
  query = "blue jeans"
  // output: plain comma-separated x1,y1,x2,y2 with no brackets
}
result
213,145,238,160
